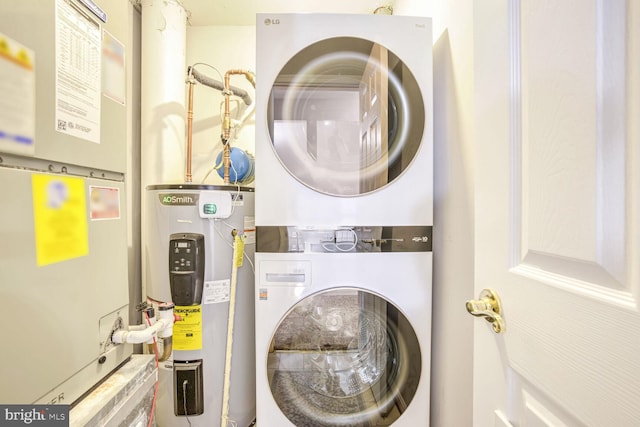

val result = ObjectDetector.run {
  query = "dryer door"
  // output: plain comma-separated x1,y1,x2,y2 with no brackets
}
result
267,288,421,426
267,37,425,197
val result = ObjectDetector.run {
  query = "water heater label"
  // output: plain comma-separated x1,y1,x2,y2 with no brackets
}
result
243,216,256,245
202,280,230,304
173,306,202,350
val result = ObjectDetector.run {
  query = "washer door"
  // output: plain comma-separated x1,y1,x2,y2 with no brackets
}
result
267,288,422,426
267,37,425,197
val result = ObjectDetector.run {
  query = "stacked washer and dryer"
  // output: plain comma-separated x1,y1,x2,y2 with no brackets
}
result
254,13,433,427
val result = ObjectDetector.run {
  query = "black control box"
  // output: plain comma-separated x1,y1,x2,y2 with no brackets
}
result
169,233,205,306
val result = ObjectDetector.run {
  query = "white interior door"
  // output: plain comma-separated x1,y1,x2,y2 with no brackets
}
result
473,1,640,426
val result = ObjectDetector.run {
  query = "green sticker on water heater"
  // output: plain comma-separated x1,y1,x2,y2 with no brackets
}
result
203,203,217,214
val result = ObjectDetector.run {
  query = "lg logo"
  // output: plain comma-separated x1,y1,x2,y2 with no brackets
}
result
264,18,280,25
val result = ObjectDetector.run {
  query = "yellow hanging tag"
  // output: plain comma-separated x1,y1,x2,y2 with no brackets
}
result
234,234,245,267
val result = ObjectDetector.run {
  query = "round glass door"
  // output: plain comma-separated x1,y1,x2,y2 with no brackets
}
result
267,288,422,426
267,37,425,196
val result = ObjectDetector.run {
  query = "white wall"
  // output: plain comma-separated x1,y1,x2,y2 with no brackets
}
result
185,2,475,424
394,0,475,426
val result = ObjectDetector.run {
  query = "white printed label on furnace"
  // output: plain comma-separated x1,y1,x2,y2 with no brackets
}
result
54,0,101,144
203,279,230,304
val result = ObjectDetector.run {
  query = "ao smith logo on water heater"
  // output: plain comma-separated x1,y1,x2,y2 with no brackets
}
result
159,193,199,206
158,192,233,218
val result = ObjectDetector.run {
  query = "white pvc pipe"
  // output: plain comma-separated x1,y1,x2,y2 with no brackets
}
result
140,0,187,187
157,306,175,338
111,317,173,345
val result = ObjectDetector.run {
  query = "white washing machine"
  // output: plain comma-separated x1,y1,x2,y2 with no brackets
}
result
255,227,432,426
255,13,433,226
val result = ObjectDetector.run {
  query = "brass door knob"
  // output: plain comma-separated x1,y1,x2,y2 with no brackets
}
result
466,288,506,334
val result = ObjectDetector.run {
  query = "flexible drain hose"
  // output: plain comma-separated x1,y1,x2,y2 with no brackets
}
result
221,230,244,427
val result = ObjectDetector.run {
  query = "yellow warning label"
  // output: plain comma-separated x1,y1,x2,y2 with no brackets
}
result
173,305,202,350
32,174,88,266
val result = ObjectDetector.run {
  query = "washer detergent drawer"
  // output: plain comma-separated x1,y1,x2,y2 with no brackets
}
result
258,260,311,286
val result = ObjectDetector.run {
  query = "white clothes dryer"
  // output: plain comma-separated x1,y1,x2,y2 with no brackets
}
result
255,226,432,426
255,13,433,227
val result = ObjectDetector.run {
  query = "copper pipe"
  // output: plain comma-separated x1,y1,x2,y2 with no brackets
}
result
189,67,252,105
146,336,173,362
185,80,195,183
222,69,256,184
